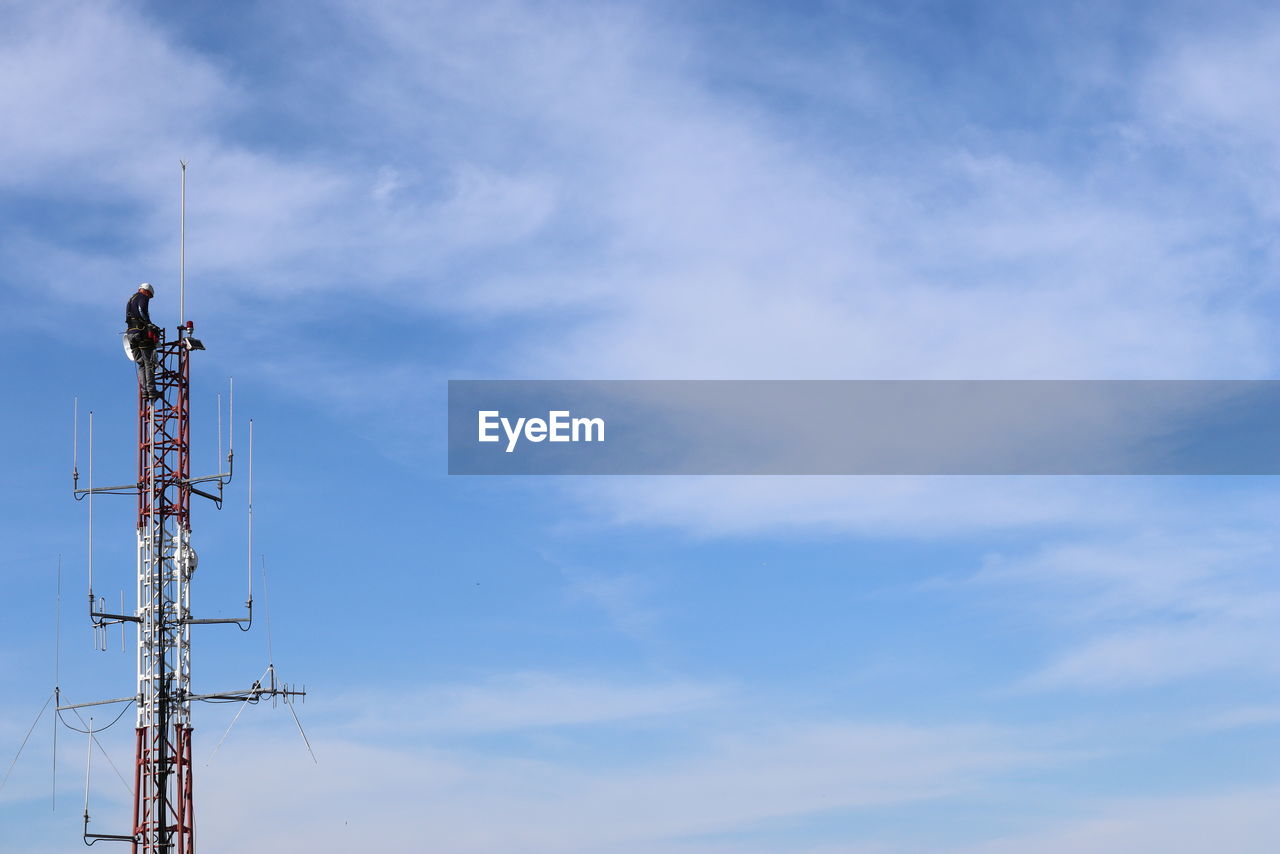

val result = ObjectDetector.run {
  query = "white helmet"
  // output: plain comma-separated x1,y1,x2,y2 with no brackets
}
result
139,282,154,295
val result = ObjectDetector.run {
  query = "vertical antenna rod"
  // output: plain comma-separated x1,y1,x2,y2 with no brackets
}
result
179,161,187,327
248,420,254,599
87,411,94,602
82,719,92,821
54,556,61,810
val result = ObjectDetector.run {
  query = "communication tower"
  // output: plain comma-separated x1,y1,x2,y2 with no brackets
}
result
64,165,306,852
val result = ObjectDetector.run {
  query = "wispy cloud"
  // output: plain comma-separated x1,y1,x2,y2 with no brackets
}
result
1201,703,1280,731
968,529,1280,690
958,786,1280,854
7,3,1280,851
561,568,665,641
328,671,723,735
200,709,1048,853
9,0,1276,384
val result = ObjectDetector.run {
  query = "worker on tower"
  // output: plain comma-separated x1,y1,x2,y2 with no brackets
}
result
125,282,161,401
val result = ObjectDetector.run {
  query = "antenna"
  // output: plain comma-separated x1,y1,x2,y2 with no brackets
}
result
180,160,186,327
261,555,273,666
56,556,61,687
248,420,254,602
81,718,91,821
54,555,60,810
87,410,93,604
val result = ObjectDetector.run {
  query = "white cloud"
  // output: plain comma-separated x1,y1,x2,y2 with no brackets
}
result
326,672,723,735
1028,619,1280,690
198,712,1045,853
560,567,665,641
968,529,1280,690
1143,14,1280,145
958,787,1280,854
8,0,1272,386
0,1,227,187
1201,703,1280,730
6,4,1280,849
560,476,1274,539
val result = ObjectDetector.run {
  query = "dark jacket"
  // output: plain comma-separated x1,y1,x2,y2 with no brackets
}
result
126,291,154,331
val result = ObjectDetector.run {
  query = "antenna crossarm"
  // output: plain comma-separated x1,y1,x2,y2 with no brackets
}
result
182,594,254,631
88,611,140,625
187,468,234,507
188,686,305,703
72,475,232,501
56,696,136,712
189,483,222,505
73,483,140,499
183,612,252,630
83,829,138,845
188,472,232,487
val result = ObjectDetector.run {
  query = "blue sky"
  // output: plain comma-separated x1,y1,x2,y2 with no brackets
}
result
3,0,1280,851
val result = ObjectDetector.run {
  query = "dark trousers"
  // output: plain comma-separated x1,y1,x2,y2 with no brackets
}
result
129,331,157,397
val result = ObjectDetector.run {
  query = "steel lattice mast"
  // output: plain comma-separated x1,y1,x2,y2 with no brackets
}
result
132,330,196,852
66,168,306,852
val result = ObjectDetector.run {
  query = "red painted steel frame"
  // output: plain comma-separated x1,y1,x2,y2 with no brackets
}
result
132,335,195,853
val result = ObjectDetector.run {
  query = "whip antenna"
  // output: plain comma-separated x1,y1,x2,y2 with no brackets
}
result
179,160,186,326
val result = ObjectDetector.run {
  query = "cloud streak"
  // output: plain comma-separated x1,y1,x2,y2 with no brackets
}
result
6,2,1280,851
199,708,1049,853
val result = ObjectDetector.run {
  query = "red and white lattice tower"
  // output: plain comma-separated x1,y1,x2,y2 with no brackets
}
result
68,166,305,852
132,328,196,852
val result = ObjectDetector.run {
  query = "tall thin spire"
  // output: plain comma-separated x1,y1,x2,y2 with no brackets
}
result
179,161,187,328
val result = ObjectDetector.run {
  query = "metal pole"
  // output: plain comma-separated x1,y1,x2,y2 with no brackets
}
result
180,161,187,328
88,412,94,602
54,556,61,810
247,420,253,599
82,718,92,825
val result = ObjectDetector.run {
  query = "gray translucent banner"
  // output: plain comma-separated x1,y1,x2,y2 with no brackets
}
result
447,380,1280,475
